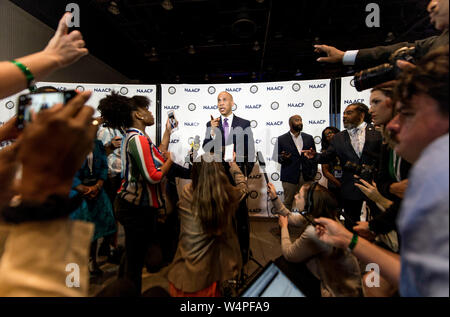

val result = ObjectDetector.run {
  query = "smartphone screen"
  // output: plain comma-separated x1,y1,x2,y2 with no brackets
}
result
224,144,234,162
167,110,178,131
17,91,76,129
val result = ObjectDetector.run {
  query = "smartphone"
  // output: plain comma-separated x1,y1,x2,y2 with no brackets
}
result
167,110,178,131
224,144,234,162
16,90,77,129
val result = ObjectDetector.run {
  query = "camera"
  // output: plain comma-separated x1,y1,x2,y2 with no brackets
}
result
353,46,416,92
344,161,376,182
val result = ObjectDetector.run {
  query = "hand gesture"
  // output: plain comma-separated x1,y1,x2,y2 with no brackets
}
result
43,13,89,68
302,148,316,159
389,179,408,199
314,44,345,63
278,215,288,228
314,217,353,249
210,115,220,136
111,136,122,148
18,91,97,202
267,182,277,200
354,177,385,204
353,221,376,241
280,151,292,160
0,117,21,142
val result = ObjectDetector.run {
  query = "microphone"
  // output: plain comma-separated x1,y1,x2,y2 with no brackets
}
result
256,151,269,184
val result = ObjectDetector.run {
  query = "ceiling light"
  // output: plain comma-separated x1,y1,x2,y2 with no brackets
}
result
187,45,196,55
161,0,173,11
107,1,120,15
253,41,261,51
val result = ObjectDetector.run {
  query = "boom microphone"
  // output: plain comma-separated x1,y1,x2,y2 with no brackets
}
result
256,151,269,184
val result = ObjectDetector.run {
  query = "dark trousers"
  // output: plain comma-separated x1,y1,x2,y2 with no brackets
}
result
341,199,364,231
114,197,158,294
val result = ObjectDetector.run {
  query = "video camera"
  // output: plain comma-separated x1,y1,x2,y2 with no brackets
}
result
353,46,416,91
344,161,377,182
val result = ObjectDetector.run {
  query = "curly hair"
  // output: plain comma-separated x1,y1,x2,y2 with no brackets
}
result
394,45,449,116
98,92,150,130
321,126,340,150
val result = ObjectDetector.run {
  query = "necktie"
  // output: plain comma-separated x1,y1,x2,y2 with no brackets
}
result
352,128,361,157
223,118,229,141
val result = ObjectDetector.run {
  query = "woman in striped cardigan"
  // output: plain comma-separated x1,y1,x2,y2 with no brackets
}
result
98,92,173,294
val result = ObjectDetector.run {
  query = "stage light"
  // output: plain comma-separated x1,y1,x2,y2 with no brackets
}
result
107,1,120,15
229,76,232,80
187,45,196,55
253,41,261,51
161,0,173,11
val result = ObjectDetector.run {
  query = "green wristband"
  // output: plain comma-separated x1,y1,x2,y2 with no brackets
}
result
10,60,36,92
348,233,358,251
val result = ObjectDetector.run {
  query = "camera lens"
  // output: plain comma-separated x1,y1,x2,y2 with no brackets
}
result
353,63,394,92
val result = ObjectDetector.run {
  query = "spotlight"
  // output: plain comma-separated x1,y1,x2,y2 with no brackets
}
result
187,45,196,55
161,0,173,11
108,1,120,15
252,41,261,51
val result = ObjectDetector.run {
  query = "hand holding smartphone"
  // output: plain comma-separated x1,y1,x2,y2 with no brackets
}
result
16,90,77,130
167,110,178,131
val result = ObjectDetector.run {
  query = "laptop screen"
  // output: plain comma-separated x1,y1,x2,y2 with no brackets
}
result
241,262,306,297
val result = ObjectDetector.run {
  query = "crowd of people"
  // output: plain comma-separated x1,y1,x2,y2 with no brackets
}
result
0,0,448,298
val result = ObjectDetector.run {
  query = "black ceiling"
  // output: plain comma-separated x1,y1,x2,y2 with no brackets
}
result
11,0,438,84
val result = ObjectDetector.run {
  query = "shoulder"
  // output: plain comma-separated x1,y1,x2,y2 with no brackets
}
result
234,115,250,127
301,132,314,140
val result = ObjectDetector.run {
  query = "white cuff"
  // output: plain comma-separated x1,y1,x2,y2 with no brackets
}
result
343,50,358,66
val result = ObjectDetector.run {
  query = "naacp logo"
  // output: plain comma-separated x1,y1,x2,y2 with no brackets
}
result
120,87,129,95
203,105,217,110
350,79,355,87
271,137,278,145
170,138,180,144
164,105,180,110
185,88,200,93
344,98,364,104
94,87,111,93
309,83,327,89
188,103,196,111
309,120,326,125
271,102,279,110
250,85,258,94
226,88,241,93
266,121,283,126
5,101,14,110
208,86,216,95
168,86,176,95
136,88,153,94
184,122,200,127
292,83,301,92
249,174,262,180
313,100,322,108
76,85,85,92
315,172,323,181
250,120,258,128
267,86,283,91
271,173,280,181
314,136,322,144
249,191,259,199
232,104,237,111
288,103,304,108
245,104,261,110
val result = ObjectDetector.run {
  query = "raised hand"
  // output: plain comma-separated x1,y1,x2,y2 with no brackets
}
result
314,44,345,63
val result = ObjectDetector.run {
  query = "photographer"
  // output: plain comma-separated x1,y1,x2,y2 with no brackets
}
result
314,0,448,89
303,103,382,230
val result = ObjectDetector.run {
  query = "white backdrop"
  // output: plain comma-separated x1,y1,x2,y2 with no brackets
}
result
340,76,371,127
0,82,157,149
161,79,330,217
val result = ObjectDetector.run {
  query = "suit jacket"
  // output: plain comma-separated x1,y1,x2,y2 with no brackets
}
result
272,132,317,184
317,124,382,200
203,115,255,171
355,30,449,69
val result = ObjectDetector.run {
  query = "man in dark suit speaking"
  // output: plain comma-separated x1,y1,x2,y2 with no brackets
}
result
203,91,255,175
272,115,317,211
304,103,382,229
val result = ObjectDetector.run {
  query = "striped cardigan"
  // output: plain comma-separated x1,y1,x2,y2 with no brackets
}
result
118,128,165,208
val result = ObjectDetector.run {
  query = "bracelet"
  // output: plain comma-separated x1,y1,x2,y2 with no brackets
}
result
270,196,278,202
348,233,359,252
10,60,37,92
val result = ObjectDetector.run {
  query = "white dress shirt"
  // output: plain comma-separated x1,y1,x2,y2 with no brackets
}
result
347,121,367,158
290,131,304,155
